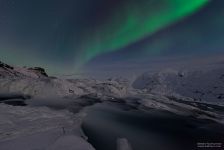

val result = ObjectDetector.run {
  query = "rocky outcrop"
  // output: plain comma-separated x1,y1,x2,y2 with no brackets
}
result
0,61,48,79
0,61,14,70
28,67,48,77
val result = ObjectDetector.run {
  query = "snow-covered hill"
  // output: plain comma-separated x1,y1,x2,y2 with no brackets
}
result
0,61,128,98
133,64,224,105
0,61,48,78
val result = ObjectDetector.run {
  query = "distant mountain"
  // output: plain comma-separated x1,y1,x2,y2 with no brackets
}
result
133,64,224,105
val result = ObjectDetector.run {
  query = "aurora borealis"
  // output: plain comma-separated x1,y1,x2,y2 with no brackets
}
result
77,0,208,65
0,0,224,74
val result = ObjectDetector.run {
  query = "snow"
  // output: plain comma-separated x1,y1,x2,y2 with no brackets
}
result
47,135,94,150
117,138,133,150
133,64,224,105
0,61,133,149
0,63,128,98
0,104,94,150
129,63,224,123
1,60,224,149
120,93,224,124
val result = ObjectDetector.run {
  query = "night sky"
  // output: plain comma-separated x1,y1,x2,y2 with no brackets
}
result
0,0,223,75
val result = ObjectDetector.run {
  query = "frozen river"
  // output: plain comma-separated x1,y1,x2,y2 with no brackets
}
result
82,102,224,150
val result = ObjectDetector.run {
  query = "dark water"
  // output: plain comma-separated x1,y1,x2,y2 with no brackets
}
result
0,94,29,106
82,103,224,150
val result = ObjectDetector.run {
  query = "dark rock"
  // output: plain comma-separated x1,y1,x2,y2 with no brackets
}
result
0,61,14,70
28,67,48,77
217,94,224,99
0,100,27,106
178,72,184,77
69,89,74,93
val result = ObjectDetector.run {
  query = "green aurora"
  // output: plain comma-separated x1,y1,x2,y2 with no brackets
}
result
74,0,209,67
1,0,219,74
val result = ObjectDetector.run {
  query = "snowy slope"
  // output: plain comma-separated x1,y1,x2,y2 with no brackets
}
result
133,64,224,105
0,104,94,150
0,61,48,78
0,61,128,98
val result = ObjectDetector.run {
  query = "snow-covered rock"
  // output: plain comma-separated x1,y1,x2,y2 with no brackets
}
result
0,61,49,79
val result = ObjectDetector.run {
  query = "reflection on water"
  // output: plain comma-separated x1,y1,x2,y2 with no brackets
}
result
82,103,224,150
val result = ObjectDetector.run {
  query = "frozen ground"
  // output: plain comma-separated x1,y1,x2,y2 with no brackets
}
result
0,104,94,150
